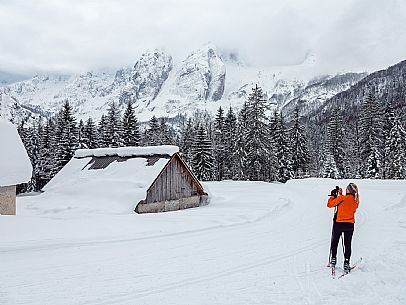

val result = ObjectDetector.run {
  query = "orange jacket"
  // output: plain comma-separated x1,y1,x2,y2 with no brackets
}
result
327,195,358,223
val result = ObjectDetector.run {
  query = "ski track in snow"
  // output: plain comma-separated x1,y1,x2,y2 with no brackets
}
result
1,179,406,305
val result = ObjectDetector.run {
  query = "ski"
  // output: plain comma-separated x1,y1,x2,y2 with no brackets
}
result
337,257,363,279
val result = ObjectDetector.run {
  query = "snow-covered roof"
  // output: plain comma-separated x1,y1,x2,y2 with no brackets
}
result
0,119,32,186
42,149,176,214
74,145,179,159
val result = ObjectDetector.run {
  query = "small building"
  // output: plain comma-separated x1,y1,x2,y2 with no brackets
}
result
0,119,33,215
44,145,207,214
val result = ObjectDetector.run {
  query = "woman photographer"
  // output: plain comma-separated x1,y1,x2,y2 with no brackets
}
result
327,183,359,272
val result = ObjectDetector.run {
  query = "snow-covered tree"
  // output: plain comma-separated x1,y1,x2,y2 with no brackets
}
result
223,107,238,179
272,112,293,183
179,118,195,164
77,119,87,149
122,100,141,146
359,92,383,178
84,117,98,149
37,118,56,189
106,102,123,147
54,100,78,175
98,114,110,148
321,153,339,179
145,116,160,145
213,107,226,181
244,85,270,181
385,114,406,179
192,125,215,181
289,107,310,178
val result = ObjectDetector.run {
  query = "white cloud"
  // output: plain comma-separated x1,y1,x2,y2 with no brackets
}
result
0,0,405,74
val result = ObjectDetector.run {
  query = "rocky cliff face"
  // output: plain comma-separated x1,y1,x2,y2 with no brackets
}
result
133,50,173,101
172,44,225,101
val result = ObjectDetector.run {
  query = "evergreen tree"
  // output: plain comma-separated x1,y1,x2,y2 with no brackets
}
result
54,100,78,173
77,119,87,149
25,121,41,191
244,85,270,181
382,103,395,178
122,100,141,146
359,92,383,178
146,116,160,145
179,118,195,164
213,107,226,181
37,118,56,189
235,102,249,180
330,111,346,178
98,114,110,148
289,107,310,178
84,117,99,149
321,153,339,179
223,107,238,179
192,126,215,181
272,112,293,183
106,102,123,147
386,114,406,179
158,118,172,145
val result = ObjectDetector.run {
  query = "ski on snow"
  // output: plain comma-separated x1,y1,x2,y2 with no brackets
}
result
328,257,363,279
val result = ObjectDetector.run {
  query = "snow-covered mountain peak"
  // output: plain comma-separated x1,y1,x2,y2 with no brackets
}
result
170,44,226,102
132,49,173,102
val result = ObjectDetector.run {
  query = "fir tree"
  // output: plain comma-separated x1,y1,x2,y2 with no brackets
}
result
179,118,195,164
25,121,41,191
106,102,123,147
122,100,141,146
158,118,171,145
77,119,87,149
359,92,383,178
289,107,310,178
223,107,238,179
192,126,215,181
54,100,78,173
213,107,226,181
272,112,293,183
37,118,56,189
244,85,270,181
321,153,339,179
146,116,160,145
382,103,395,178
84,117,99,149
386,115,406,179
98,114,110,148
235,102,249,180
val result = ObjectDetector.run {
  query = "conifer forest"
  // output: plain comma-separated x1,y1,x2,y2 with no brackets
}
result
16,84,406,193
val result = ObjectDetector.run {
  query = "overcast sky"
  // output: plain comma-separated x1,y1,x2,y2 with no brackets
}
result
0,0,405,75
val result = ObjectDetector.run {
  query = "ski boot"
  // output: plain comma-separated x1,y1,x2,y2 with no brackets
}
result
344,259,351,273
330,257,336,267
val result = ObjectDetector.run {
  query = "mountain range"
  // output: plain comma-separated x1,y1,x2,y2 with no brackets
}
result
1,43,404,125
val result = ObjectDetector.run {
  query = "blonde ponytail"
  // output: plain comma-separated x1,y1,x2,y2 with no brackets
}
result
350,183,359,205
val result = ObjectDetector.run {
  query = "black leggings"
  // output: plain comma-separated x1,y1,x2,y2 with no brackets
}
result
330,222,354,260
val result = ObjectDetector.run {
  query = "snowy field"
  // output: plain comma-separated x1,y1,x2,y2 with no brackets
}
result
1,178,406,305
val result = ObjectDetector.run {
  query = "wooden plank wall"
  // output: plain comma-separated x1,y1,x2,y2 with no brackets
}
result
146,158,199,204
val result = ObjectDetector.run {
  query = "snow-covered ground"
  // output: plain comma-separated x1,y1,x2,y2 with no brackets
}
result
1,179,406,305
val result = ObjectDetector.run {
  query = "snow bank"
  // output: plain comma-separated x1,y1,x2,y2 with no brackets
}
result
0,119,32,186
74,145,179,158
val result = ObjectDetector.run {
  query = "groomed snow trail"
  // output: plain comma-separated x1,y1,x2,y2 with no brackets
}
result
1,179,406,305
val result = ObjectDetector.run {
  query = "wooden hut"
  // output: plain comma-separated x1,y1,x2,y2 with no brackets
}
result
136,152,207,213
47,145,208,214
